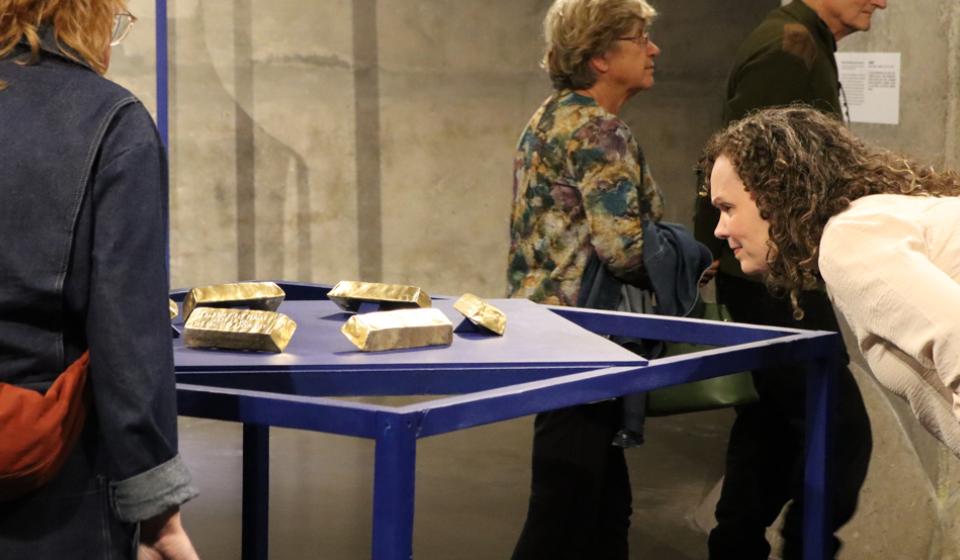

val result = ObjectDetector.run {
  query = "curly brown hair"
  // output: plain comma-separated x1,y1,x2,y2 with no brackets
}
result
699,106,960,319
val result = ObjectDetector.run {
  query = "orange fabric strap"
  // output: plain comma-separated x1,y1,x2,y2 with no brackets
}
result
0,351,90,500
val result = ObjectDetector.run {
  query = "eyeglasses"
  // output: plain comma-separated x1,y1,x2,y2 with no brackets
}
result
617,30,650,48
110,11,138,46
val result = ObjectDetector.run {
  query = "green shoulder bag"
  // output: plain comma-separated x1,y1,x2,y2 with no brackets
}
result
646,302,759,416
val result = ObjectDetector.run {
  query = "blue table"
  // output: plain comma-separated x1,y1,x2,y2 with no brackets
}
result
173,282,838,560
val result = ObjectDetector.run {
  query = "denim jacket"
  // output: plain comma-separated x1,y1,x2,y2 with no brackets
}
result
0,33,196,521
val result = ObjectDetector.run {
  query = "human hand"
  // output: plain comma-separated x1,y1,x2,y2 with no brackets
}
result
138,507,199,560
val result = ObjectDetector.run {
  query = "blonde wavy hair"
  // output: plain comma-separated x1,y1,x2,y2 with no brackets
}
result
0,0,126,84
542,0,657,90
699,106,960,319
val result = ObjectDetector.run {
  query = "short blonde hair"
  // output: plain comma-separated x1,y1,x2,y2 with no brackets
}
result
542,0,657,90
0,0,127,79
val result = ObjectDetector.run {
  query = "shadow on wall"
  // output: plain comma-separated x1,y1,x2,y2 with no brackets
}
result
225,0,314,282
164,0,369,289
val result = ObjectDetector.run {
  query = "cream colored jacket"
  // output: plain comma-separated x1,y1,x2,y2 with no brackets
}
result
819,194,960,457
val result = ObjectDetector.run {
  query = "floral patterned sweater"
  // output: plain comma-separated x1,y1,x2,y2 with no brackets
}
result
507,90,663,306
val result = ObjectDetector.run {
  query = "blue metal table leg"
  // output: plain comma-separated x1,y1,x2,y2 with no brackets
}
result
802,345,839,560
242,423,270,560
371,412,418,560
155,0,169,149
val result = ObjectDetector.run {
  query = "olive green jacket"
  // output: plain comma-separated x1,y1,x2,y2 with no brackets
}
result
694,0,842,279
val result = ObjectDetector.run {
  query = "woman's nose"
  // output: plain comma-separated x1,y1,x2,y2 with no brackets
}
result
648,40,661,58
714,216,728,240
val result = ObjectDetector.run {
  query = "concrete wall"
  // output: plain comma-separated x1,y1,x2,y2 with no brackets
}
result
111,0,775,296
106,1,960,558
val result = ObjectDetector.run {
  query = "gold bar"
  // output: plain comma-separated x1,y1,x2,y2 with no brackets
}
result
341,308,452,352
182,281,286,320
183,307,297,353
453,293,506,335
327,280,431,312
169,299,179,320
327,280,430,312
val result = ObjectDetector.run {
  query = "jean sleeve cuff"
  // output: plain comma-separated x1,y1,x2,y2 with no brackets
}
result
110,454,199,523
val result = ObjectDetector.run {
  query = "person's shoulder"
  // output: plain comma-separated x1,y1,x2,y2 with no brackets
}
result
42,61,146,134
13,57,150,143
818,208,859,284
9,53,138,103
42,55,137,100
548,93,632,146
736,7,817,69
837,194,960,229
554,92,617,125
832,194,924,222
107,94,152,127
565,98,630,137
91,86,159,164
823,195,889,231
820,195,920,263
90,74,144,117
99,99,160,159
578,110,630,138
819,195,936,289
571,112,634,161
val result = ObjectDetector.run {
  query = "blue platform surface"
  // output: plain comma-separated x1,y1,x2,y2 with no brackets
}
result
174,298,647,372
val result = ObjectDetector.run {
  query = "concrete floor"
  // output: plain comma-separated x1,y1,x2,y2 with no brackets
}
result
178,405,733,559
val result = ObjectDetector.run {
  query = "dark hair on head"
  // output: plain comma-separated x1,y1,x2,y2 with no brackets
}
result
698,105,960,319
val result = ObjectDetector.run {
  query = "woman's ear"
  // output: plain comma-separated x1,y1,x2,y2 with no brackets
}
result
588,52,609,76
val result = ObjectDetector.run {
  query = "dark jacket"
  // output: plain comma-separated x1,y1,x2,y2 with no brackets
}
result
579,222,712,445
579,222,711,316
694,0,843,279
0,32,195,521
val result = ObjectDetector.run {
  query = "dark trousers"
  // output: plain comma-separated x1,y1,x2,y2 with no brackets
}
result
512,399,632,560
0,415,138,559
708,273,872,560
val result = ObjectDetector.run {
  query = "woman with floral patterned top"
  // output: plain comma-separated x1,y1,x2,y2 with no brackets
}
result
508,1,664,558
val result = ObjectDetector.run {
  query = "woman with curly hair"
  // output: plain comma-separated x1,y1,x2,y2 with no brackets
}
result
702,105,960,456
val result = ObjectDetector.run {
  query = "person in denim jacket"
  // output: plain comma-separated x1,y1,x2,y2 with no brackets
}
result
0,2,197,558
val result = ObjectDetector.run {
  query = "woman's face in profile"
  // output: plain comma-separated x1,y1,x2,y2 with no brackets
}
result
710,155,772,275
602,22,661,92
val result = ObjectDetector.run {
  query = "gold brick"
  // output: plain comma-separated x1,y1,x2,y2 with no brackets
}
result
341,308,452,352
182,281,285,320
183,307,297,353
169,299,179,320
328,280,431,312
453,293,506,336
